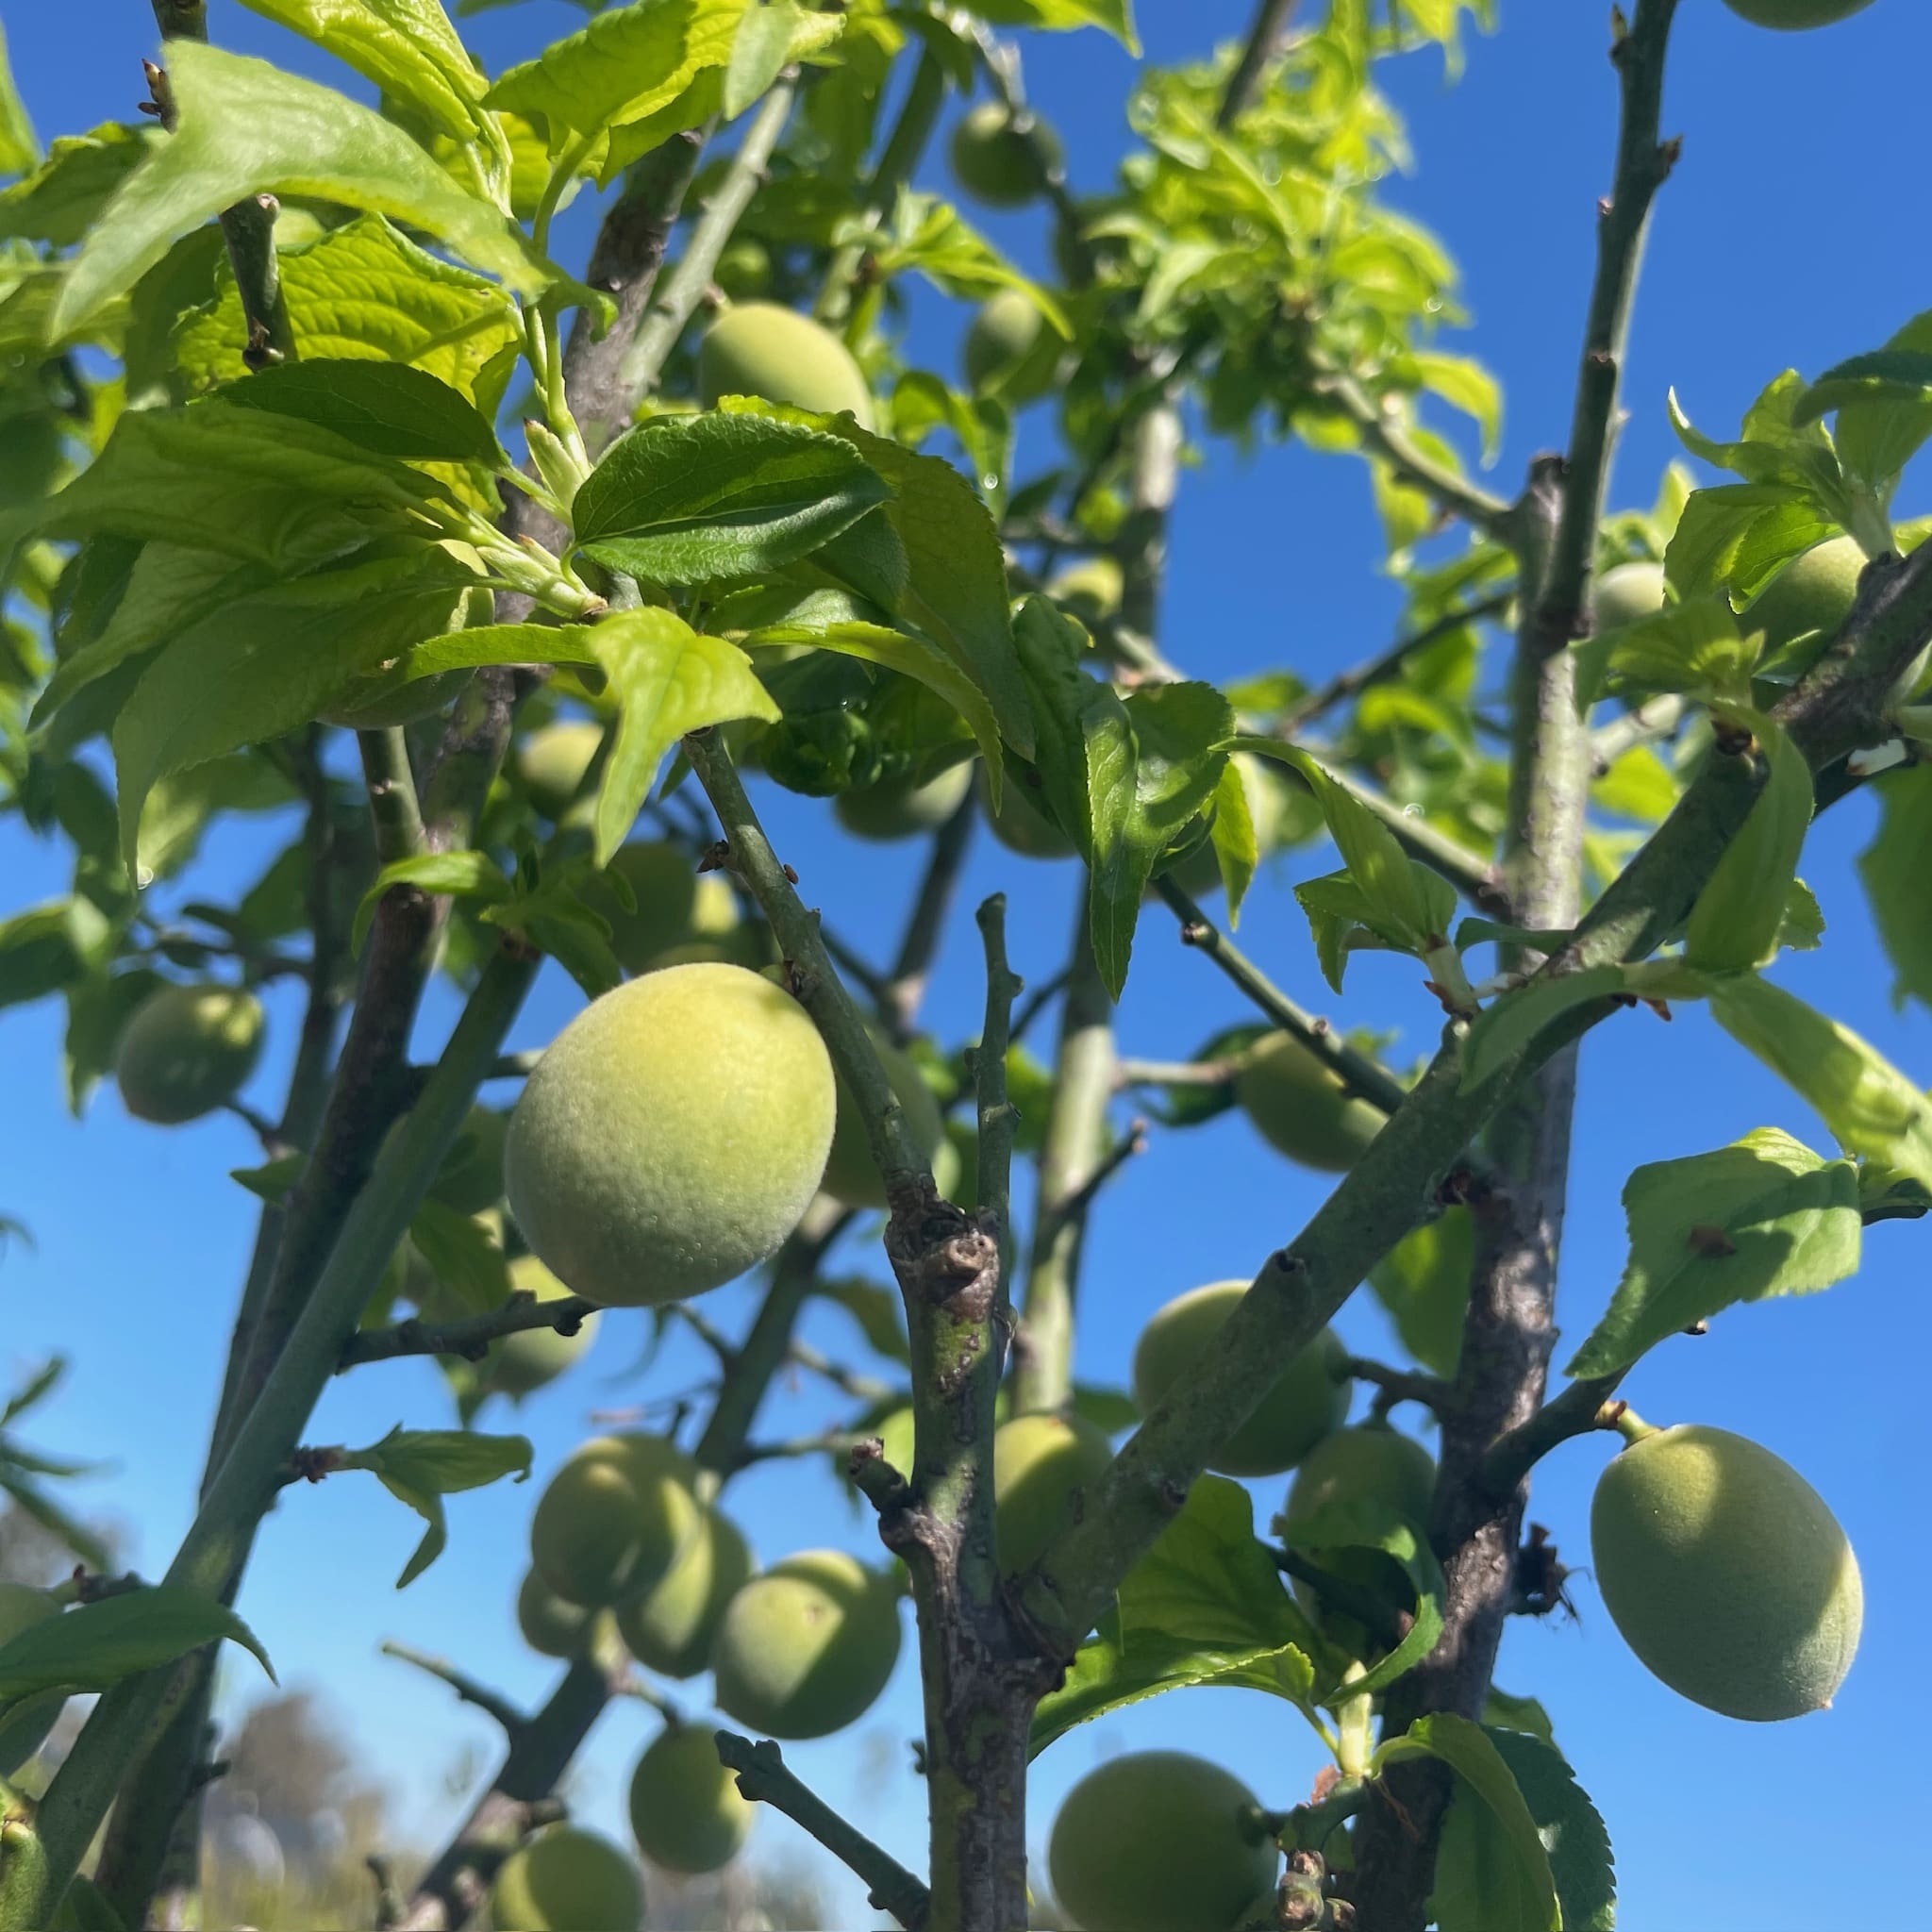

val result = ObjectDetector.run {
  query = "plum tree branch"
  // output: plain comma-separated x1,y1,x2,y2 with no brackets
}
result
337,1290,600,1373
973,894,1022,1282
381,1641,528,1739
1278,593,1515,734
1479,1374,1629,1498
714,1733,931,1930
1342,1357,1451,1418
1218,0,1301,126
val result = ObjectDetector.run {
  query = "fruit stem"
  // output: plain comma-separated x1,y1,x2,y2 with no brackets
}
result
1612,1405,1661,1445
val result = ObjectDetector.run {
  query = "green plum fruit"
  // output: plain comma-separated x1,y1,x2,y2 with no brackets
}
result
599,841,699,975
1284,1424,1436,1531
1592,560,1667,630
517,720,604,821
711,1549,902,1739
615,1504,753,1679
114,983,265,1124
529,1433,701,1607
1132,1283,1349,1477
1047,1751,1279,1932
516,1568,594,1658
978,766,1075,859
0,1585,64,1775
1236,1031,1385,1173
833,761,974,841
1591,1424,1862,1722
1046,556,1124,629
628,1723,755,1874
488,1255,599,1401
962,291,1058,402
698,303,874,428
1721,0,1873,25
820,1030,946,1210
713,237,772,302
950,102,1060,208
489,1825,643,1932
992,1413,1113,1575
505,963,836,1307
1744,534,1866,665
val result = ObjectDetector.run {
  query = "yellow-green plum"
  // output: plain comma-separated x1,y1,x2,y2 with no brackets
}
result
820,1030,946,1210
529,1433,701,1607
1721,0,1873,25
711,1550,902,1740
962,291,1057,401
1236,1031,1385,1173
506,964,836,1307
1591,1424,1863,1722
1132,1284,1349,1477
713,237,772,302
488,1825,643,1932
698,303,874,428
833,761,974,842
599,841,698,975
950,102,1060,208
516,1568,594,1659
978,766,1075,860
615,1505,753,1679
1046,556,1124,630
114,983,265,1124
992,1413,1112,1575
1592,560,1667,630
488,1256,599,1401
627,1724,755,1875
0,1585,64,1775
1047,1752,1279,1932
516,720,604,821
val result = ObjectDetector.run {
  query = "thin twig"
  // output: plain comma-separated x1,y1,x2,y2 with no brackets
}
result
1009,967,1070,1046
784,1337,894,1407
974,894,1023,1288
1479,1374,1628,1498
1279,594,1516,734
1115,1058,1237,1091
337,1291,599,1373
381,1641,528,1739
1590,692,1687,774
1055,1119,1148,1224
1218,0,1300,127
1265,1545,1405,1651
1343,1357,1450,1418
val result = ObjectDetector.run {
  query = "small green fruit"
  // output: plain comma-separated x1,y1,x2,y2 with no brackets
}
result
489,1825,643,1932
1236,1031,1384,1174
517,720,604,821
506,963,836,1307
488,1255,599,1401
820,1031,946,1210
1720,0,1873,25
0,1585,63,1775
1047,1751,1279,1932
992,1413,1112,1575
698,303,874,428
833,761,974,842
1592,560,1667,631
950,102,1060,208
1045,556,1124,629
628,1724,755,1875
516,1568,593,1658
978,766,1075,859
1591,1424,1862,1722
615,1505,753,1679
1133,1283,1349,1477
599,841,699,975
1284,1424,1436,1531
962,290,1057,401
711,1549,902,1740
114,983,265,1124
529,1433,700,1607
713,237,772,302
1744,534,1866,665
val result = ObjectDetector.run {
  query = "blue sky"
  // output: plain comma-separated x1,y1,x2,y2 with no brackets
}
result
3,3,1929,1927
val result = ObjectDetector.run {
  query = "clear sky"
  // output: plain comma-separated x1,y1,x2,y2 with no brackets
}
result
3,4,1928,1928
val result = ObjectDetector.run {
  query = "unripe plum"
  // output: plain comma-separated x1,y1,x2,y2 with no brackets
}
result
615,1504,753,1679
1283,1424,1436,1532
0,1584,63,1775
711,1549,902,1739
833,760,974,841
1236,1031,1384,1173
114,982,264,1124
1744,535,1865,663
713,237,772,302
516,719,604,821
515,1568,593,1658
1591,560,1667,630
698,303,874,428
505,963,836,1307
962,291,1057,401
978,766,1074,859
488,1255,599,1401
599,841,698,975
1132,1283,1349,1477
1721,0,1873,25
1591,1424,1862,1721
1046,556,1123,629
628,1723,755,1874
950,102,1061,208
529,1433,700,1607
1047,1751,1279,1932
820,1030,946,1209
488,1824,643,1932
992,1413,1113,1575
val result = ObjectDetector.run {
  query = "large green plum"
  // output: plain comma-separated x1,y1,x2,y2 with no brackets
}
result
600,842,698,975
114,983,264,1124
712,237,771,302
0,1585,64,1775
488,1255,599,1401
1047,1752,1279,1932
1721,0,1873,25
978,766,1075,859
833,761,973,842
529,1434,700,1607
505,964,836,1307
1235,1031,1385,1173
950,102,1061,208
698,303,874,427
1132,1283,1349,1477
615,1504,752,1678
488,1825,643,1932
820,1030,946,1210
992,1413,1112,1575
515,1568,593,1658
1591,1424,1862,1721
711,1549,902,1739
515,720,604,821
627,1723,754,1874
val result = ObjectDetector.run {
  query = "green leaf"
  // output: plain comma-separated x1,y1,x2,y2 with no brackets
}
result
1607,598,1756,702
0,125,147,248
1707,974,1932,1191
408,1197,513,1314
1566,1128,1860,1378
1369,1207,1472,1380
959,0,1139,51
0,22,38,175
1030,1476,1320,1758
1664,486,1834,608
574,412,891,586
0,901,110,1011
1684,716,1812,973
1278,1501,1445,1701
352,849,514,955
138,752,301,883
587,608,780,864
56,42,550,338
1205,757,1258,926
1793,348,1932,427
1413,350,1504,465
1469,1729,1616,1932
340,1424,531,1588
231,1155,306,1205
724,0,821,120
483,880,625,1000
1374,1714,1558,1932
861,192,1070,337
1460,965,1628,1092
1070,1385,1140,1435
220,359,504,466
0,1588,273,1703
1859,763,1932,1012
1482,1689,1557,1747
